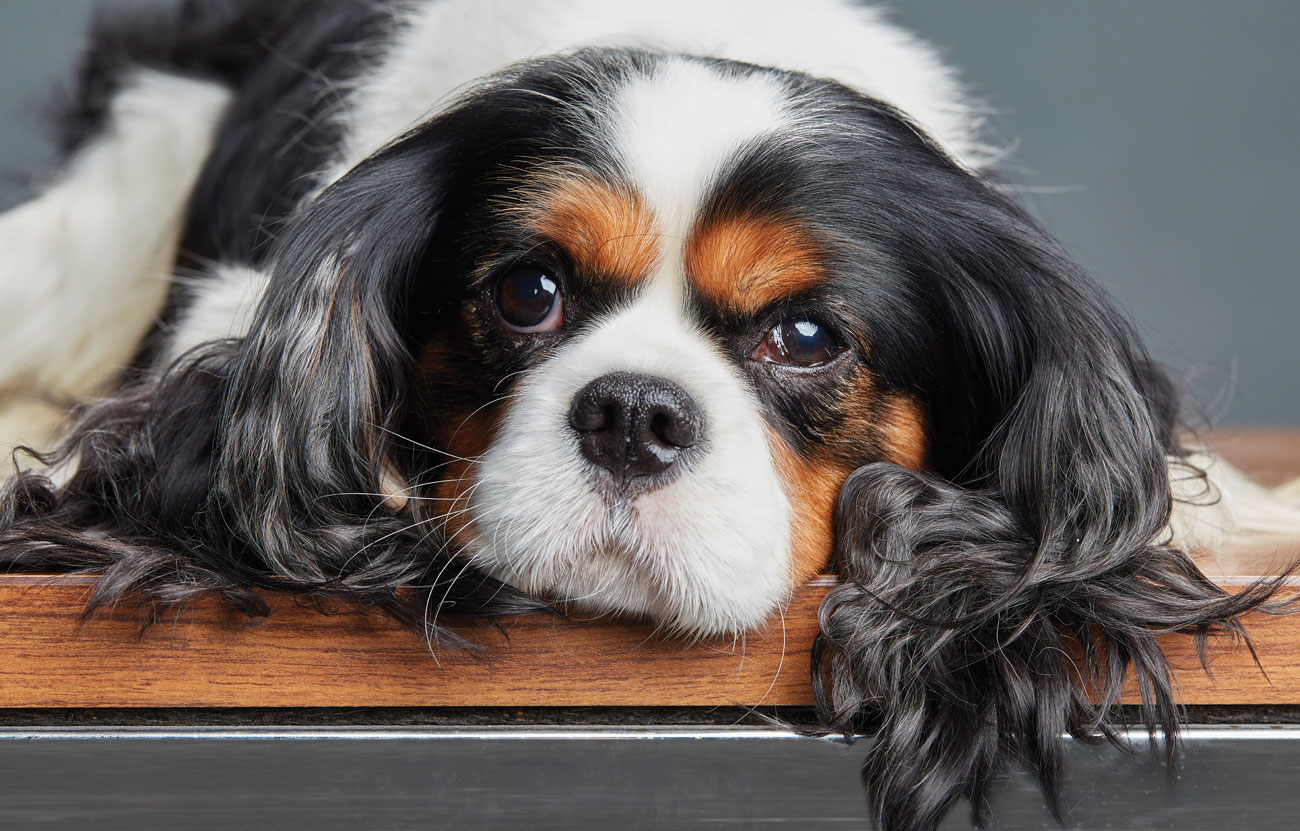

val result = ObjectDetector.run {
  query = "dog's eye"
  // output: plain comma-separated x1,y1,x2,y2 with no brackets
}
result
750,319,843,367
496,265,564,332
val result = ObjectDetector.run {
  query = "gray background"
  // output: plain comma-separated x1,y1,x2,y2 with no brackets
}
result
1,1,1296,425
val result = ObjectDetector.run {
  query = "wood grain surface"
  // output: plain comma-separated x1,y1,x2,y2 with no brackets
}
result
0,575,829,708
0,431,1297,709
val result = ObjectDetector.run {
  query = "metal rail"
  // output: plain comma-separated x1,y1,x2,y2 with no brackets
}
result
1,724,1296,829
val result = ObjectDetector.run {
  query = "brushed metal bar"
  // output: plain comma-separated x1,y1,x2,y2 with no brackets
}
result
0,724,1296,829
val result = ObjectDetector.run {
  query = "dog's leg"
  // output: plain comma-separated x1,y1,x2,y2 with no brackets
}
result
0,70,230,456
1171,451,1300,577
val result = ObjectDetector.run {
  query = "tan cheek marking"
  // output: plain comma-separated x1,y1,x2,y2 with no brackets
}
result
766,379,927,584
767,428,853,584
525,174,661,284
878,394,928,471
837,368,929,472
431,406,502,548
685,215,824,312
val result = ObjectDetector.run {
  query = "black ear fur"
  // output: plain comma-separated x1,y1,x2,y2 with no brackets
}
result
812,189,1291,830
206,128,542,635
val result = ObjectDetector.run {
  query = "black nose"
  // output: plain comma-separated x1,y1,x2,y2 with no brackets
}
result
568,372,704,496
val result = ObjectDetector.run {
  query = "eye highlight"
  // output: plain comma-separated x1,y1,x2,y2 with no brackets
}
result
750,319,844,367
496,265,564,332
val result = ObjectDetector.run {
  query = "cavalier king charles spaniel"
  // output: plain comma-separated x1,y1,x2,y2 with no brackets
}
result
2,1,1297,829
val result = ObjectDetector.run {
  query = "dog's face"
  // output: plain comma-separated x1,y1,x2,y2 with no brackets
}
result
230,48,1178,648
337,53,932,635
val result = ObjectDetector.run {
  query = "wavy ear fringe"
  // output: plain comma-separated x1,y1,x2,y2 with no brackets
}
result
0,346,271,623
813,463,1293,831
0,345,540,643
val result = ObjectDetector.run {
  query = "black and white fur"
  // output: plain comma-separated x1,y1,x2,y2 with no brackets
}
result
1,2,1297,829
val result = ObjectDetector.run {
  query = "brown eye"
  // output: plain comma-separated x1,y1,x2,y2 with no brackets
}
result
496,265,564,332
750,319,843,367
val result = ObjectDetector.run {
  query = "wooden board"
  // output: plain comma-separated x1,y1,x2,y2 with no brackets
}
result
2,574,1299,709
0,430,1297,709
0,574,827,708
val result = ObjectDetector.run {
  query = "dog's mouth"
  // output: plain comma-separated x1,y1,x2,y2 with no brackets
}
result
457,500,683,624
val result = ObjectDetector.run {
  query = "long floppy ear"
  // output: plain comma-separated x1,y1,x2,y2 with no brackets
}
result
812,184,1289,830
206,128,541,635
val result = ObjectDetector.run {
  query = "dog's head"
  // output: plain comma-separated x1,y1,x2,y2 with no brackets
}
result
215,48,1179,637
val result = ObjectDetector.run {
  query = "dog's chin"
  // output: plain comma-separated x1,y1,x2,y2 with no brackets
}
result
457,487,794,638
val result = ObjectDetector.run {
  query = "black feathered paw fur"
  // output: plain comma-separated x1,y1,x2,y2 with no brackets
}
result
814,462,1291,831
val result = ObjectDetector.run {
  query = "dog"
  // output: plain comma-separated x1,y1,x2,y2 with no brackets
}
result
2,1,1298,829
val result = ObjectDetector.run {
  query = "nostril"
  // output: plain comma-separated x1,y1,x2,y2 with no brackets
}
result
648,407,699,449
570,400,614,434
569,380,619,434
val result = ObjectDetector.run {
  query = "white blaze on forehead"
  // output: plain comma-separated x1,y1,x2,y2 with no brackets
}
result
608,58,794,274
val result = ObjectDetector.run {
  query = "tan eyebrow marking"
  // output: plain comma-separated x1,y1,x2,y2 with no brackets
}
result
684,214,826,311
517,173,661,285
